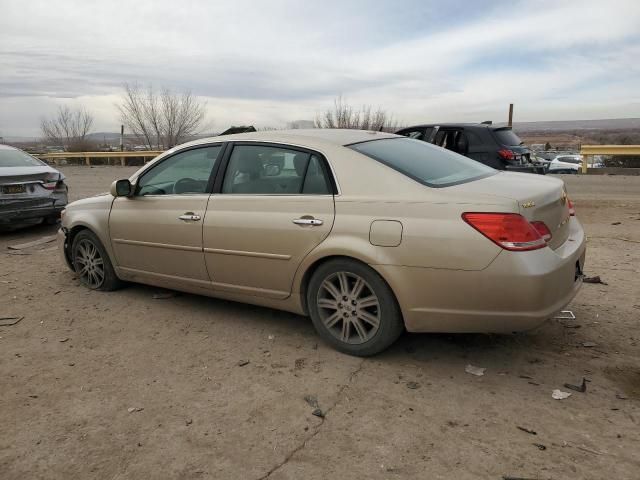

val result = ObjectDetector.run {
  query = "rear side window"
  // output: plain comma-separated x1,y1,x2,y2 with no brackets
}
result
349,138,495,188
492,128,523,146
0,149,45,167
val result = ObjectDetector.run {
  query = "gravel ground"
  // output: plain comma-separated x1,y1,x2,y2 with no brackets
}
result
1,167,639,480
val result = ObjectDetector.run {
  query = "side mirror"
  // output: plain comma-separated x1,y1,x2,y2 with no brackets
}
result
110,179,132,197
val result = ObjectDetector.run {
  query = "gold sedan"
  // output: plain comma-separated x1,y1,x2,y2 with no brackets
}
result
58,129,586,356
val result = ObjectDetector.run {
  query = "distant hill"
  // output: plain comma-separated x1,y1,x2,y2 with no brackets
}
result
510,118,640,132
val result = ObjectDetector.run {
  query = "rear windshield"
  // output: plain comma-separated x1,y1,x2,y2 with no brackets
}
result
492,128,523,146
348,138,495,187
0,149,45,167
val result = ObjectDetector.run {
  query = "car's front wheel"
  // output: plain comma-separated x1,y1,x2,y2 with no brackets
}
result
307,259,404,356
71,230,122,291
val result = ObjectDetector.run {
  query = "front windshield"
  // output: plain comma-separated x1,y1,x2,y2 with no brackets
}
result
0,149,46,167
349,137,496,187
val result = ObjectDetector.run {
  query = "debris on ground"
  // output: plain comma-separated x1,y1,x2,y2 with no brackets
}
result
7,235,57,250
465,364,486,376
552,389,572,400
268,335,275,340
237,360,250,367
304,395,319,408
582,342,598,348
59,337,69,343
311,408,325,418
406,381,420,389
533,443,547,451
152,291,178,299
564,377,588,393
502,476,538,480
554,310,576,320
615,393,628,400
0,316,24,327
185,418,193,426
127,407,144,413
583,275,608,285
516,426,537,435
611,221,621,225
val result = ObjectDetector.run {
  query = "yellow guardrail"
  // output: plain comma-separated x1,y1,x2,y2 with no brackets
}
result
35,151,164,166
580,145,640,173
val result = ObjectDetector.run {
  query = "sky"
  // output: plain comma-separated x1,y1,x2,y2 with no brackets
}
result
1,0,639,137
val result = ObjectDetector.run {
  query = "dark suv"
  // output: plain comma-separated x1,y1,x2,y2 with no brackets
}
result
396,123,544,174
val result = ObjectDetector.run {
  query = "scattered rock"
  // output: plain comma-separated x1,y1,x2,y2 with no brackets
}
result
304,395,319,408
237,359,250,367
583,276,608,285
582,342,597,348
268,335,275,340
152,291,177,299
406,381,420,389
611,222,621,225
185,418,193,426
465,364,486,376
516,426,537,435
127,407,144,413
552,389,572,400
59,338,70,343
615,393,628,400
533,443,547,451
564,378,587,393
311,408,324,418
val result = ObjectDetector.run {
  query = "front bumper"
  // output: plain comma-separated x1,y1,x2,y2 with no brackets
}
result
0,195,67,224
375,217,587,333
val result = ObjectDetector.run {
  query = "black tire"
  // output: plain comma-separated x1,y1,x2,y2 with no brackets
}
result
71,230,123,291
307,258,404,356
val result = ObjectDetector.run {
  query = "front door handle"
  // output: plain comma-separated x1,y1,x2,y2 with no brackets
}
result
178,212,201,221
293,218,323,226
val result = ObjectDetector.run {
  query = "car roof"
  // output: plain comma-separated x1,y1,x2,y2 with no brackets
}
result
177,129,399,150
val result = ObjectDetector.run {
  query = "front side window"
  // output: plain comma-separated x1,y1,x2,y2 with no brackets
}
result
137,145,222,195
349,137,496,188
222,145,331,195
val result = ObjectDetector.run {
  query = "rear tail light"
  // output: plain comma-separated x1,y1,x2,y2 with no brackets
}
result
498,149,516,161
462,213,548,251
531,221,552,243
568,198,575,216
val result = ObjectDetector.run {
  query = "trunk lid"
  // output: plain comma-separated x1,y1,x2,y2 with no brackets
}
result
449,171,571,249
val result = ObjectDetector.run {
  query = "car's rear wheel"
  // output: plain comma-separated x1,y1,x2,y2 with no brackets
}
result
71,230,122,291
307,259,404,356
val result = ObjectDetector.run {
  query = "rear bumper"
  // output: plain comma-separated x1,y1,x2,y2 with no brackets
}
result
0,195,67,224
375,217,586,333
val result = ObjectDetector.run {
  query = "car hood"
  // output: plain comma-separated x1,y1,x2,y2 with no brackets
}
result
0,165,64,183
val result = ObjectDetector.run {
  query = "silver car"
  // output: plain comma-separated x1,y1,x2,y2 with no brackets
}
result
0,144,68,228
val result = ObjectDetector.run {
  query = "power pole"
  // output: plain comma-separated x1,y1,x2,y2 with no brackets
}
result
508,103,514,127
119,125,125,167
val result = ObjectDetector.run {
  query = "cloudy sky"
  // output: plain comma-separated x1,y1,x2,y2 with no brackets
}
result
1,0,639,137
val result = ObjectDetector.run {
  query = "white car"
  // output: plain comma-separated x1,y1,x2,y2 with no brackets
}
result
549,155,582,174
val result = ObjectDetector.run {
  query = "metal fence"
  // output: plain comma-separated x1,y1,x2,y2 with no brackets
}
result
580,145,640,173
35,151,164,166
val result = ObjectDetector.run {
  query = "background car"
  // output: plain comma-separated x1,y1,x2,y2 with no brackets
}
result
549,154,582,174
396,123,546,174
0,144,68,229
59,129,585,356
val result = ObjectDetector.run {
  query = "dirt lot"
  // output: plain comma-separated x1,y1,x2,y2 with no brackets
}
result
1,167,639,480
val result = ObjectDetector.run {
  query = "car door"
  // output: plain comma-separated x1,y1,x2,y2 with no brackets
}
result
203,142,335,299
109,144,224,287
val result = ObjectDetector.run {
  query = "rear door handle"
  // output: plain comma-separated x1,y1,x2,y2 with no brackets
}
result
293,218,323,226
178,212,201,221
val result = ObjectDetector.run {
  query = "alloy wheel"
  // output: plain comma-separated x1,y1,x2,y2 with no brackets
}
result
316,271,381,344
75,239,105,289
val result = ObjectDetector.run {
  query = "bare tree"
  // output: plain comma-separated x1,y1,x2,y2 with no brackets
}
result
117,83,207,149
40,106,94,151
315,96,397,131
